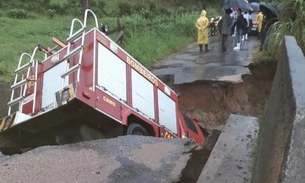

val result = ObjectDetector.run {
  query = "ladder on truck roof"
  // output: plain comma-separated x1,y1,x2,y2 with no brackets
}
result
7,47,40,115
60,9,99,88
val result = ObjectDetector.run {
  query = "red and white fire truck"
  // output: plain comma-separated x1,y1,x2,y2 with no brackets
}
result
0,9,205,151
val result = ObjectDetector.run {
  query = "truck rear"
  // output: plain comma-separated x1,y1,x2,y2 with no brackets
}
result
0,10,205,152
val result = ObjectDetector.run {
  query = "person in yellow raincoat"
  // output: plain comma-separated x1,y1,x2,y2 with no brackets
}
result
256,11,263,39
196,10,209,52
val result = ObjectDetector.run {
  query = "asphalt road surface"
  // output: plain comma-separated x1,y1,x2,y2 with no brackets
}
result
152,36,260,84
0,136,196,183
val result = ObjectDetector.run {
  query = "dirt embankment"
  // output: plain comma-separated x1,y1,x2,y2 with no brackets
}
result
161,62,276,130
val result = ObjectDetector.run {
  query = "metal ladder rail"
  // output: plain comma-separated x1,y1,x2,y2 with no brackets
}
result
61,18,85,88
28,47,39,114
8,53,33,115
82,9,99,91
31,59,39,114
8,53,32,115
7,47,40,115
61,9,99,88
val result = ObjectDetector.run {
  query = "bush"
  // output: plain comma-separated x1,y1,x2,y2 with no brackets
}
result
148,0,157,13
174,13,198,37
157,7,172,16
89,0,108,16
47,9,55,18
117,1,133,16
134,4,146,12
7,9,36,19
49,3,67,15
1,0,51,13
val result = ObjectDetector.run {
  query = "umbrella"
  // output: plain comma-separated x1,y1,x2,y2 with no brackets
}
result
250,2,260,11
222,0,253,12
259,2,277,17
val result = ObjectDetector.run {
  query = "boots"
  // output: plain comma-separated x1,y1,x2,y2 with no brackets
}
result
234,43,241,50
199,44,203,52
204,44,210,52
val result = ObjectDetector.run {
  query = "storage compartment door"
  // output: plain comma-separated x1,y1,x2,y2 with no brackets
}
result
131,70,155,120
41,60,67,111
97,43,127,102
158,90,177,134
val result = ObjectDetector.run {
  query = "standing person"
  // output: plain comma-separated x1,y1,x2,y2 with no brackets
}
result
242,12,250,40
260,5,278,51
256,11,263,39
196,10,210,52
233,8,247,50
230,8,238,36
221,9,233,52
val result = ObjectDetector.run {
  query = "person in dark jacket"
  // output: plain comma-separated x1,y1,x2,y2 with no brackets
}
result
221,9,233,52
233,8,247,50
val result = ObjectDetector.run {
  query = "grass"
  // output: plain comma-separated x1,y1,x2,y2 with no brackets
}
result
124,32,192,66
257,0,305,64
0,12,198,84
0,0,221,84
0,15,73,83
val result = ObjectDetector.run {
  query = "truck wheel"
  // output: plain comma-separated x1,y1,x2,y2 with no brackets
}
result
126,123,149,136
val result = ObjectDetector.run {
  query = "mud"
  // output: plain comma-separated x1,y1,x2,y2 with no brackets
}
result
159,62,276,130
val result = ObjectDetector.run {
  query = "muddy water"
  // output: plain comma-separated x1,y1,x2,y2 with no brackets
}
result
0,84,11,118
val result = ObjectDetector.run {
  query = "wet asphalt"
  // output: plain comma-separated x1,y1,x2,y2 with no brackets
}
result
152,35,260,84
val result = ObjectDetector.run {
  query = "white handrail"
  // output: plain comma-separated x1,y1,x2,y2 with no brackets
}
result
8,52,32,115
83,9,99,29
68,18,84,39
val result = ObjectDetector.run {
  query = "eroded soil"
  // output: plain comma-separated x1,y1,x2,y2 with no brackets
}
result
160,62,276,130
166,62,276,183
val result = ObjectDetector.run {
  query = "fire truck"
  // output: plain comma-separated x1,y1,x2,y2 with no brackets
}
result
0,9,205,152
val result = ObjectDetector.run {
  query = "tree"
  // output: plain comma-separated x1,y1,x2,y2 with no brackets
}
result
80,0,89,17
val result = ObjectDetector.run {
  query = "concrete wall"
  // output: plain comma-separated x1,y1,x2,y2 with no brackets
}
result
253,36,305,183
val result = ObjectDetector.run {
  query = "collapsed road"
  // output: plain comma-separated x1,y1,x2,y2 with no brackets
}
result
0,136,196,183
151,36,275,182
0,35,275,183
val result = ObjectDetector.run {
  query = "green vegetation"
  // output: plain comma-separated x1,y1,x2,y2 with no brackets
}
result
258,0,305,62
0,16,73,82
0,0,221,84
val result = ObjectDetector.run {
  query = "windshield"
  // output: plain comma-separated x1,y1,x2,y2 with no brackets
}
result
183,114,198,134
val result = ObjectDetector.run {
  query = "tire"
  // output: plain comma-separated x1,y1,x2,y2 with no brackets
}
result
126,123,149,136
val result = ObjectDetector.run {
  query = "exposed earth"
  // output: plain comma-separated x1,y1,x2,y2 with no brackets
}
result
152,36,275,130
